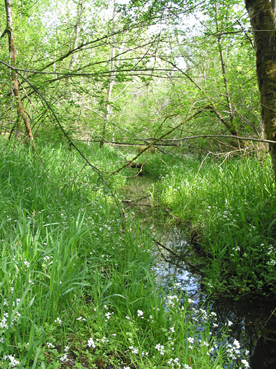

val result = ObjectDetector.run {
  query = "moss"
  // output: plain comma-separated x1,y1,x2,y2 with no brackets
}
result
246,0,276,179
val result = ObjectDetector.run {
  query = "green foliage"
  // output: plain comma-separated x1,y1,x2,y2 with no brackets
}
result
0,140,250,368
158,153,276,296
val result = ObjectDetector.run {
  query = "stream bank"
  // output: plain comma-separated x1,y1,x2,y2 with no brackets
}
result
120,170,276,369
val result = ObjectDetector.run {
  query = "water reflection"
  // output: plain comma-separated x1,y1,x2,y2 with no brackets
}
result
154,229,276,368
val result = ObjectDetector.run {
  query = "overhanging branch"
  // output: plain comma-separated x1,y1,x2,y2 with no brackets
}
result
0,60,124,219
109,106,211,176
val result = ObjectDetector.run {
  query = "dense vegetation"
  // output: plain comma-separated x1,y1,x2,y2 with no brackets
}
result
0,140,251,368
1,0,276,367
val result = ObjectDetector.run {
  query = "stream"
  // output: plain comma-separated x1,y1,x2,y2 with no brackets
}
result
122,174,276,368
155,229,276,369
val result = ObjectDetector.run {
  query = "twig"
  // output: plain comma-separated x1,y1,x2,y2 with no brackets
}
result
109,107,210,176
263,306,276,331
141,135,276,145
155,240,180,258
195,152,212,179
0,60,124,219
154,239,204,276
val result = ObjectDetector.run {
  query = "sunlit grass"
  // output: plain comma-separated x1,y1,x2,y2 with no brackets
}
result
158,154,276,296
0,140,250,368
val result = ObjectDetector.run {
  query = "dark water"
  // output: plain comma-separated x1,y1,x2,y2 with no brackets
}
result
154,229,276,369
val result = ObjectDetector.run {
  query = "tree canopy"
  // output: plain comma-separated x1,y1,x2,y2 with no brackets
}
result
0,0,274,173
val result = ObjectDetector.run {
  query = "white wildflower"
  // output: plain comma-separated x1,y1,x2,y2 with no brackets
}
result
88,338,96,348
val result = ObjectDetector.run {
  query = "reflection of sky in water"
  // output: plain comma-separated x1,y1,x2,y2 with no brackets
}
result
154,260,200,294
154,229,276,368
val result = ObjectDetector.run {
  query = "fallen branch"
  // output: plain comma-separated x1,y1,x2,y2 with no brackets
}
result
0,60,124,219
145,134,275,145
109,106,210,176
154,239,204,276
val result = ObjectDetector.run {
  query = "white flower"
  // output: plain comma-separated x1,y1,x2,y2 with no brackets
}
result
47,342,55,349
155,343,165,355
77,316,86,321
187,337,194,344
60,354,67,362
54,317,62,324
137,310,143,317
167,295,179,307
129,346,138,354
241,359,249,367
3,355,20,367
227,320,233,326
88,338,96,348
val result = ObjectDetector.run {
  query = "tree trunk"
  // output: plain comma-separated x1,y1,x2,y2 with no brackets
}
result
68,1,83,73
215,6,235,127
245,0,276,180
4,0,33,141
100,0,117,147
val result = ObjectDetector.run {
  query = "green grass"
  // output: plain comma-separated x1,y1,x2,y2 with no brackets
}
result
0,140,249,368
157,153,276,297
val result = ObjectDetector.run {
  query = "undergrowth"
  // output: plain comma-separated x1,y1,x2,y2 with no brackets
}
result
0,140,249,368
157,153,276,297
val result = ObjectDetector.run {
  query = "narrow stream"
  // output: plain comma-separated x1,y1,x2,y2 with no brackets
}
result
154,229,276,369
122,173,276,368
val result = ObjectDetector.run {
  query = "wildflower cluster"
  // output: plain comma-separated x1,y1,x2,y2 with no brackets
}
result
166,295,179,307
0,312,20,332
3,355,20,368
0,295,22,347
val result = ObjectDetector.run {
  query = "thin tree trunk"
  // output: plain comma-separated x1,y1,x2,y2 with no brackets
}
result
100,0,117,147
100,0,128,147
217,37,234,124
100,38,115,146
215,6,234,126
245,0,276,180
272,0,276,17
68,1,83,73
4,0,33,141
161,54,241,138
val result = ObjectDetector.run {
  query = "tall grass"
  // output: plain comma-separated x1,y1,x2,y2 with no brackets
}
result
0,140,249,368
158,154,276,296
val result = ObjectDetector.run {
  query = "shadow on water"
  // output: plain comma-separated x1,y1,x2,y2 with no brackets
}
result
121,173,276,367
154,229,276,369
